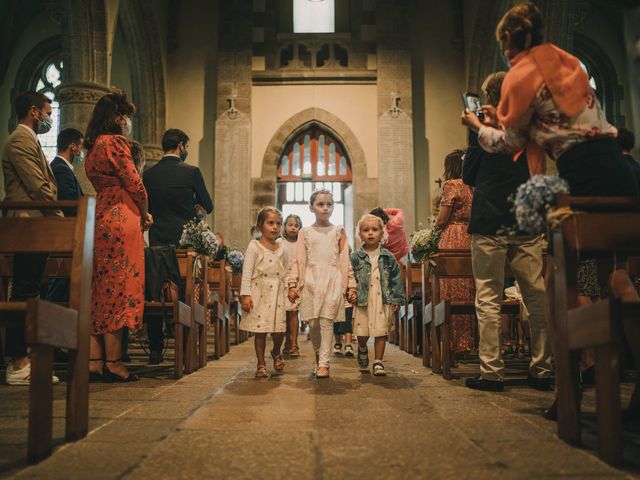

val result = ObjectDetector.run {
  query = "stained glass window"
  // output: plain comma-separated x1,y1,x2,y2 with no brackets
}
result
33,57,63,162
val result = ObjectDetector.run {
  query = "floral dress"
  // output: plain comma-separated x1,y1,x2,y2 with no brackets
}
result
239,240,287,333
86,134,147,335
438,179,475,353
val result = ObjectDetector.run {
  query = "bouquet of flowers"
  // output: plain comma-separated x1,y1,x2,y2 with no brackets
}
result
409,221,441,262
226,245,245,274
179,217,219,258
513,175,570,235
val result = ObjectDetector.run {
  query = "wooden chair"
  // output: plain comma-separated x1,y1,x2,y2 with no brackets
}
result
549,195,640,465
229,272,244,345
429,249,519,379
207,260,229,358
404,262,423,356
0,198,94,463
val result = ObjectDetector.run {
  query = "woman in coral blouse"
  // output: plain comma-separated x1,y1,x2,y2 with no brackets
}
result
84,89,153,382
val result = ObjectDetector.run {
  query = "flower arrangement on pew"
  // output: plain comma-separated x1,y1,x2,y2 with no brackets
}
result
179,217,219,259
512,175,570,235
226,243,245,274
409,220,441,263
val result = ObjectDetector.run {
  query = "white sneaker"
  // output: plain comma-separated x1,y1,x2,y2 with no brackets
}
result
333,343,343,355
6,362,60,385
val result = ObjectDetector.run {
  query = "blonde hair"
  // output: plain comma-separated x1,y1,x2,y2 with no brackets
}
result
356,213,388,245
282,214,302,239
255,206,282,233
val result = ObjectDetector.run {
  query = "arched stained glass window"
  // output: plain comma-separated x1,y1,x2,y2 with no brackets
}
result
33,56,64,162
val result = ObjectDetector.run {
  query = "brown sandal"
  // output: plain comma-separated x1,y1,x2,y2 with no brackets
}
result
271,352,285,372
289,345,300,357
315,366,330,379
255,365,269,378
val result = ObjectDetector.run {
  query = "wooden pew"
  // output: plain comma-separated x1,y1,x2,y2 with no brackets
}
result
184,251,208,371
421,261,432,368
396,265,408,349
229,272,244,345
0,198,94,463
429,249,519,379
207,260,229,358
405,262,423,356
549,195,640,465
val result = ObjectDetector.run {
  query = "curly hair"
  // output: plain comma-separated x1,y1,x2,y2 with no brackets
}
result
369,207,390,225
84,88,136,151
481,71,508,107
357,213,388,246
496,2,544,52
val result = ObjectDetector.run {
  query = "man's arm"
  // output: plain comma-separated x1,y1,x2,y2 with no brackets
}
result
9,139,57,201
462,129,482,187
52,164,77,201
192,168,213,213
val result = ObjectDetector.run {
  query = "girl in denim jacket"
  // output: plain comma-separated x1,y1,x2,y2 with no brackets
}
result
351,214,405,376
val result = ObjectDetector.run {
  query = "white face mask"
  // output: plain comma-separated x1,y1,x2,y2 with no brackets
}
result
122,117,132,137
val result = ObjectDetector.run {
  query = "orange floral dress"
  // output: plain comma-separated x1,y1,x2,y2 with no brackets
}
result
86,134,147,335
438,179,475,353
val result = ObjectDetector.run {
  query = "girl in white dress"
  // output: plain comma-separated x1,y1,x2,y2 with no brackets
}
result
240,207,288,378
351,214,405,376
281,214,302,357
288,189,356,378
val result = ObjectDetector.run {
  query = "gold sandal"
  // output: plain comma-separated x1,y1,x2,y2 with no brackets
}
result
271,352,285,372
255,365,269,378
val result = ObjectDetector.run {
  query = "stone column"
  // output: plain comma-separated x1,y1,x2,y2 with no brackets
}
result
376,0,415,230
214,0,253,245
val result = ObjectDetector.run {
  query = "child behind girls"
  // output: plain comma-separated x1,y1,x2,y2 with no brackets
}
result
288,189,356,379
351,214,405,376
240,207,288,378
281,214,303,357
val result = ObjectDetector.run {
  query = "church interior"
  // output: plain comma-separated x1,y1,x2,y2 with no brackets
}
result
1,0,640,478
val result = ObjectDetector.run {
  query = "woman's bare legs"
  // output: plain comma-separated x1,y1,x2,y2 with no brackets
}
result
104,329,134,378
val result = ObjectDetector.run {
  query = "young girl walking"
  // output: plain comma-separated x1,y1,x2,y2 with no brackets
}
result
281,214,303,357
351,214,405,376
240,207,288,378
288,189,356,378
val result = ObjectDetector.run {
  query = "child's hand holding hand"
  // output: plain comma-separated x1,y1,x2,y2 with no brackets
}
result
288,287,300,302
391,304,400,313
240,295,253,312
346,288,357,303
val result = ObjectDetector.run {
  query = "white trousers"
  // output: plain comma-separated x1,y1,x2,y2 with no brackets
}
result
308,317,334,368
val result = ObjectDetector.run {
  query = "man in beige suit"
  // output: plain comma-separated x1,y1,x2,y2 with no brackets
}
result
2,91,61,385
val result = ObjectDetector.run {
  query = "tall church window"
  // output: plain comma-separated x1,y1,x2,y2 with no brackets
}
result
277,126,352,237
33,55,64,161
293,0,335,33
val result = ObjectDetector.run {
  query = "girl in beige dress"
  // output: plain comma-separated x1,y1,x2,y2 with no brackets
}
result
240,207,288,378
287,190,356,379
281,214,303,357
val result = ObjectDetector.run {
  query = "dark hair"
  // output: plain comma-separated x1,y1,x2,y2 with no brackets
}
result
481,72,507,107
496,2,544,52
14,91,52,120
57,128,84,152
162,129,190,152
84,88,135,151
444,149,465,180
369,207,390,225
129,140,145,173
617,128,635,152
309,189,333,206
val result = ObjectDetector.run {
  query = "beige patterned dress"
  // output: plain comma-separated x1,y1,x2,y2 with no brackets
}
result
239,240,287,333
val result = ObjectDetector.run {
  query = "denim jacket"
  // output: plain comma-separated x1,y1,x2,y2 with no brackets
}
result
350,247,406,307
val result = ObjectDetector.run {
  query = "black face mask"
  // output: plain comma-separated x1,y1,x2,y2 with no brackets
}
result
179,146,189,161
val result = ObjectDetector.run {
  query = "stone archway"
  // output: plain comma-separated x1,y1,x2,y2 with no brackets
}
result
251,107,376,236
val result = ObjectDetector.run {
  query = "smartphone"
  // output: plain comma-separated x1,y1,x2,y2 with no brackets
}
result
461,91,484,120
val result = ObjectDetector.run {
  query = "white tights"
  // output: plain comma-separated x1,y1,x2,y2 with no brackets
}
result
308,317,333,368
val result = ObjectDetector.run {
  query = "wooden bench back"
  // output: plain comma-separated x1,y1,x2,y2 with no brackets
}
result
0,199,95,312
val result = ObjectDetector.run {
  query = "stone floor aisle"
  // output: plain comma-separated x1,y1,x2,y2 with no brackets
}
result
8,338,640,480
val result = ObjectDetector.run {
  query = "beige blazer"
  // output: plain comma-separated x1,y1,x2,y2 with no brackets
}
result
1,125,61,217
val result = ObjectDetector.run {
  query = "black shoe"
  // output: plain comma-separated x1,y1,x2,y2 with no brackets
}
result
527,374,553,391
357,347,369,371
465,375,504,392
149,351,164,365
102,360,140,383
